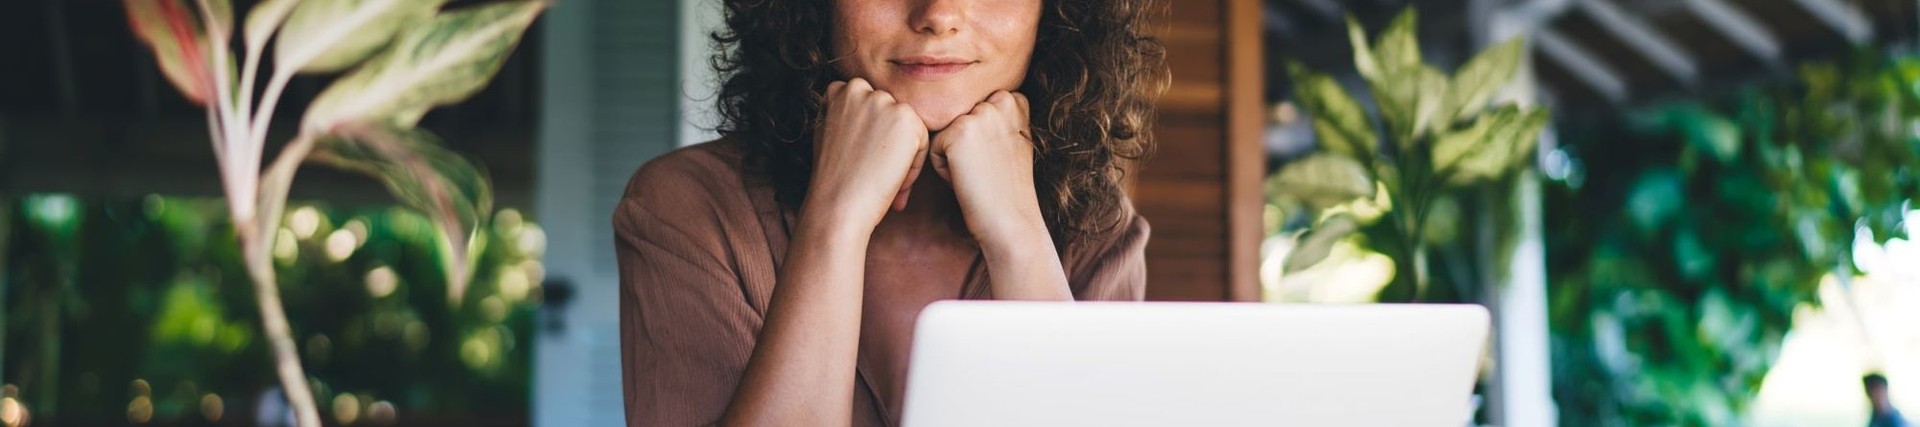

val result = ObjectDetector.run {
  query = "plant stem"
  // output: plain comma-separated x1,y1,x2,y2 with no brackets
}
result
240,233,322,427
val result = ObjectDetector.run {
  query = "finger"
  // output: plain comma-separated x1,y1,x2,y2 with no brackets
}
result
931,149,952,183
966,99,995,117
893,144,927,211
1011,92,1029,115
847,77,873,93
987,90,1014,106
825,81,848,104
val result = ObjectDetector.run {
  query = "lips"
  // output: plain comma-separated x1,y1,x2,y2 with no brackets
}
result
892,56,977,78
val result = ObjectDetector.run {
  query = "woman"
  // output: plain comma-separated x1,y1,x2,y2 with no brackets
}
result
614,0,1166,425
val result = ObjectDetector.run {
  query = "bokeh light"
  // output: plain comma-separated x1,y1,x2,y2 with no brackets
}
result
1,397,23,427
274,228,299,264
289,206,324,239
367,400,398,425
366,266,399,299
126,396,152,424
326,228,360,262
332,393,361,425
199,393,223,423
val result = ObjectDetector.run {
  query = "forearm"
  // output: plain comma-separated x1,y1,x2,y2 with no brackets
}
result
722,212,870,426
981,222,1073,301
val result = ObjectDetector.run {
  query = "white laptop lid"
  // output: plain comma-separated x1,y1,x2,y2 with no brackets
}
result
900,301,1490,427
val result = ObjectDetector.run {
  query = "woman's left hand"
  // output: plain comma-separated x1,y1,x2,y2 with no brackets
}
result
931,90,1047,252
932,91,1073,301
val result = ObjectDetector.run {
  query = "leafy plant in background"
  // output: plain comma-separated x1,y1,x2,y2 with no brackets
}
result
3,197,545,425
1548,52,1920,426
1272,8,1548,301
122,0,548,424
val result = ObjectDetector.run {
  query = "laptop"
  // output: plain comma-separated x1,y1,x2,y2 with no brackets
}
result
899,301,1491,427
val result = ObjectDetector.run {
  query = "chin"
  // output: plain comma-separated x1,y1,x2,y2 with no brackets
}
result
905,99,975,132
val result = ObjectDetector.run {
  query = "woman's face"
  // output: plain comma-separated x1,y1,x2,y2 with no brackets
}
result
831,0,1042,131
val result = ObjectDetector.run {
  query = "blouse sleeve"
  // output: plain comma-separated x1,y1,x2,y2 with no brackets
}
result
614,153,760,427
1065,207,1151,301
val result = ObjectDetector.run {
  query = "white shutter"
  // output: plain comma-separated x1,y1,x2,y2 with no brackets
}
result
533,0,681,425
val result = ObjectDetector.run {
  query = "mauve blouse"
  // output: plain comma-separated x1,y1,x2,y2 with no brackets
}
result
614,138,1149,427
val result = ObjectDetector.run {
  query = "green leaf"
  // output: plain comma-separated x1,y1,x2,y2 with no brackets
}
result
1288,62,1379,161
1625,169,1685,233
1670,105,1741,163
1442,37,1524,125
1284,213,1361,273
124,0,215,105
1346,16,1380,81
1269,154,1376,209
1374,9,1422,77
1439,106,1548,185
313,123,494,301
1373,65,1449,145
276,0,450,74
302,0,548,131
243,0,299,51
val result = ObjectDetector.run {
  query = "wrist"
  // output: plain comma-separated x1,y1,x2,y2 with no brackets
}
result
976,218,1055,262
796,197,877,249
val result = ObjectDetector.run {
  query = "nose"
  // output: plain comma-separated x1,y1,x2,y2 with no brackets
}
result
910,0,965,36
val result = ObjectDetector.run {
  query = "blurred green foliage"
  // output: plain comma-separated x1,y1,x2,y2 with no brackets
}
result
1549,51,1920,426
1273,7,1547,302
2,195,543,426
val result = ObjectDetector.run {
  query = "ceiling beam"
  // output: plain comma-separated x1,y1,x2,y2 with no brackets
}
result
1789,0,1873,44
1536,27,1629,104
1680,0,1786,72
1577,0,1700,87
1265,3,1298,37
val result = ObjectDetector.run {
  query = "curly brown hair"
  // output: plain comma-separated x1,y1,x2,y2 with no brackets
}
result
710,0,1168,247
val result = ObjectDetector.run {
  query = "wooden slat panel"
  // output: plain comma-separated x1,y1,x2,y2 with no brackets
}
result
1132,0,1262,302
1142,125,1225,179
1144,257,1229,300
1135,180,1225,215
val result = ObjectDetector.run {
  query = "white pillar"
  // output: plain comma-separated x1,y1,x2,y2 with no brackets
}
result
679,0,722,147
1475,7,1559,427
533,0,683,425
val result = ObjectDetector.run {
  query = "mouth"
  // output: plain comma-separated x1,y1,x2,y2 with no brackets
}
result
891,56,978,78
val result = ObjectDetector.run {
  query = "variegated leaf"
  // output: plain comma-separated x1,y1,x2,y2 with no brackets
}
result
302,0,548,131
1440,107,1549,186
1285,213,1360,273
277,0,450,74
244,0,300,51
1346,16,1380,82
1372,64,1449,146
1288,62,1378,161
1432,106,1510,174
1269,153,1376,209
1441,37,1524,126
1373,9,1422,78
313,123,494,301
124,0,215,105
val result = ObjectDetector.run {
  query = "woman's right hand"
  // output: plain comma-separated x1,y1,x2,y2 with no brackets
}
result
806,78,930,231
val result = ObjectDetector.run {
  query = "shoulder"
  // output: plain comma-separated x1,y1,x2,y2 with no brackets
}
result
1071,200,1150,258
620,138,752,202
613,138,758,235
1059,201,1149,300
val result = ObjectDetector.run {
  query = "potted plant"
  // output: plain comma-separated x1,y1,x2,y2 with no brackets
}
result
122,0,548,424
1271,8,1549,302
